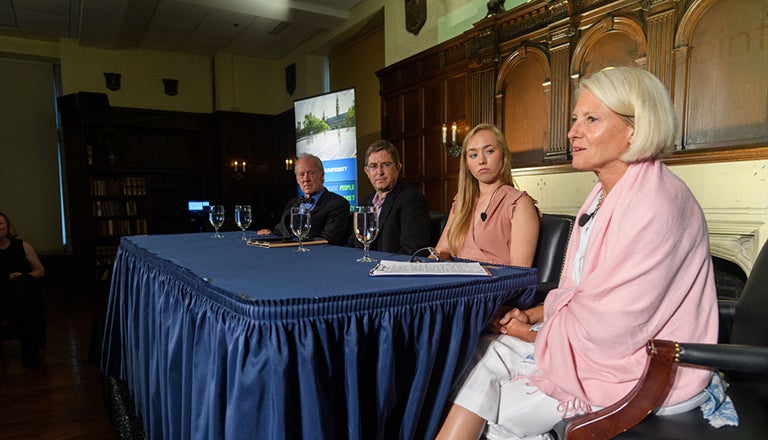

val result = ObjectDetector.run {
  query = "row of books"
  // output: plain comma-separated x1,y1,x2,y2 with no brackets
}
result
89,176,147,196
92,199,145,217
92,218,149,237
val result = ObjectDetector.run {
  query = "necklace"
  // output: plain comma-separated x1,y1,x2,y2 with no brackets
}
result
578,191,604,227
480,184,505,222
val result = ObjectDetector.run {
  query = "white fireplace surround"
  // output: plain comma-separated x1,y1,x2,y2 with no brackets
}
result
706,209,768,278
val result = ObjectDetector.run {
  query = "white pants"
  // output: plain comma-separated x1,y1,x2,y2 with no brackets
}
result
452,334,563,440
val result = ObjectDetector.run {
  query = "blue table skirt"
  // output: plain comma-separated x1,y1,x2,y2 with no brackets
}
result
101,233,537,439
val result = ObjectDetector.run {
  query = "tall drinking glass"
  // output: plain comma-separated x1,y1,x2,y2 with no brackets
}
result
209,205,225,238
234,205,252,241
353,206,379,262
290,206,311,252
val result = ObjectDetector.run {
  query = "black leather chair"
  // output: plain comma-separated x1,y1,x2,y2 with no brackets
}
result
556,238,768,439
532,214,575,304
429,211,449,247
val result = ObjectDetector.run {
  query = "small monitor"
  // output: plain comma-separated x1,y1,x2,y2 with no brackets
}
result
188,201,210,212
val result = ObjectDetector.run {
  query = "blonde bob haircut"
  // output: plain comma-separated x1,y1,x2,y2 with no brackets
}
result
447,123,514,254
578,67,680,163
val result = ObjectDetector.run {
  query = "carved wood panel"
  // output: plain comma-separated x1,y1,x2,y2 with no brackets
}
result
378,0,768,210
679,0,768,149
497,47,552,168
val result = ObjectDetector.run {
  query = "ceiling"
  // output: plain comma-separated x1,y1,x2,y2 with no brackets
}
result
0,0,366,60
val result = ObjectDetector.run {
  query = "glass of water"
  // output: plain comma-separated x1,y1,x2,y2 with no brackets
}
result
234,205,252,241
209,205,225,238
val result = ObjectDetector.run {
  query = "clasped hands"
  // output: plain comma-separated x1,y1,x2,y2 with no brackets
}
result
488,305,539,343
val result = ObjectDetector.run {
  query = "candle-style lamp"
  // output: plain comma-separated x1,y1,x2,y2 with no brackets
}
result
442,122,461,157
232,160,247,180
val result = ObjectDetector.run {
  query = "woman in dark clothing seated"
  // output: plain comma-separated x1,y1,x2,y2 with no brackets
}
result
0,211,46,367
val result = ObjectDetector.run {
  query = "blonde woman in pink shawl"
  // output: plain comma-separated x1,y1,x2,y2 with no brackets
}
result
434,123,540,267
436,67,720,439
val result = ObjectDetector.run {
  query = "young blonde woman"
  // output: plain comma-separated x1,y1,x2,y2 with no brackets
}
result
434,123,540,267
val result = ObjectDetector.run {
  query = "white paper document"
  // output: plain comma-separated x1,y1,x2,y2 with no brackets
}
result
369,260,491,277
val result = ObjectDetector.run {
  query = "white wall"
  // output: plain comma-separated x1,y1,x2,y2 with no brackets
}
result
516,160,768,275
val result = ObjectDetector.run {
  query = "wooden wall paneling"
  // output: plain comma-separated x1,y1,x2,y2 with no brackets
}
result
403,88,422,134
423,82,443,180
672,43,690,150
444,73,468,179
402,134,423,184
382,95,402,142
497,46,553,168
401,87,424,185
646,3,678,92
547,24,574,161
379,0,768,188
677,0,768,150
570,15,649,81
444,73,469,135
472,68,496,127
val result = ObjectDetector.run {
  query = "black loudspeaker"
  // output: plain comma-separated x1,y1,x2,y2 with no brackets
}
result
285,63,296,95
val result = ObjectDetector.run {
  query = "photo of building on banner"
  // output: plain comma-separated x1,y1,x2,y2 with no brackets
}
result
294,88,358,207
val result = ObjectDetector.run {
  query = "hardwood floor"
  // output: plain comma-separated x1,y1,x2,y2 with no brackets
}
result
0,292,118,439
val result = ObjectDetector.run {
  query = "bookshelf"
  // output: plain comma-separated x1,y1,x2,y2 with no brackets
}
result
58,92,218,294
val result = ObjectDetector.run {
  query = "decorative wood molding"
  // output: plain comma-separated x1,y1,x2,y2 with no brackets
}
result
378,0,768,210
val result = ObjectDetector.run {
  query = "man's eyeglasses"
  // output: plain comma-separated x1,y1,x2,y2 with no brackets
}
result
365,162,394,171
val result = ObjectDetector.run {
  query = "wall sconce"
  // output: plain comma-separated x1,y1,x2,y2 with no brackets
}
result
104,72,122,91
442,122,462,157
232,160,246,180
285,158,294,170
163,78,179,96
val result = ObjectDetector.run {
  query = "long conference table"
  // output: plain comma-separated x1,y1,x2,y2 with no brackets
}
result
100,232,537,439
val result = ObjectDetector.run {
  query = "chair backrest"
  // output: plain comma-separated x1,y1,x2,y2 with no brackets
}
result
532,214,575,286
730,239,768,346
429,211,449,246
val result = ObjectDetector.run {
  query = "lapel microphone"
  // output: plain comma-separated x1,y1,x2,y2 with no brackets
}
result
578,192,604,227
480,185,504,222
578,212,594,227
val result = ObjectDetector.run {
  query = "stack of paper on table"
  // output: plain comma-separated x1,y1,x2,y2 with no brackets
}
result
369,260,491,276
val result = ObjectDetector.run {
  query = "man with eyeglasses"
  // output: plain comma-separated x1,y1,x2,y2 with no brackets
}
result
259,153,350,245
348,140,430,255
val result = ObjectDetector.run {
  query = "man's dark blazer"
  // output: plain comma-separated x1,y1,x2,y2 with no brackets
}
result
348,179,431,255
274,188,351,245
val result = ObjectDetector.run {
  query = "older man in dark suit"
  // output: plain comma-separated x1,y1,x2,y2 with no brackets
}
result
348,140,431,255
259,154,350,245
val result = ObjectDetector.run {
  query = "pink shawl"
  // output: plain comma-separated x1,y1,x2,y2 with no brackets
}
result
531,159,718,409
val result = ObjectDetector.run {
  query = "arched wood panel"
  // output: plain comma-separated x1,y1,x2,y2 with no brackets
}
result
496,46,552,168
570,15,649,90
676,0,768,150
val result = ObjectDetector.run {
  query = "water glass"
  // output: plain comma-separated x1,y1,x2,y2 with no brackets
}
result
353,206,379,262
209,205,225,238
235,205,252,241
290,206,311,252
